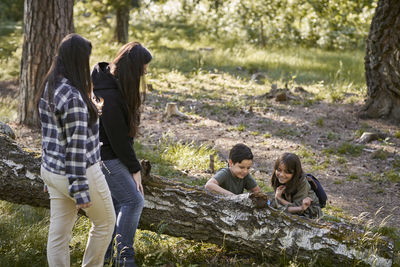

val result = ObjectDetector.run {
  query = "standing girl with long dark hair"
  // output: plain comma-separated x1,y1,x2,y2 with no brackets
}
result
91,42,152,266
37,33,115,267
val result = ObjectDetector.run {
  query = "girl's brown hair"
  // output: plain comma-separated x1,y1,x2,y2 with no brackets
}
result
271,153,304,195
110,42,152,137
36,33,98,126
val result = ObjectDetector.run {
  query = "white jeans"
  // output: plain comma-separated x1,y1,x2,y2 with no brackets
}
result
41,163,116,267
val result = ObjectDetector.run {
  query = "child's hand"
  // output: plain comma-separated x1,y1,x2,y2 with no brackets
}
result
275,185,286,198
249,192,269,208
76,202,92,210
301,197,312,211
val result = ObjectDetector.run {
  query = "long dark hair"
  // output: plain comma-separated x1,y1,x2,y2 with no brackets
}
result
110,42,152,137
36,33,98,125
271,153,304,195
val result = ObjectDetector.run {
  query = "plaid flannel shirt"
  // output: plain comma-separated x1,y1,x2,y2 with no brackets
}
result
39,78,100,205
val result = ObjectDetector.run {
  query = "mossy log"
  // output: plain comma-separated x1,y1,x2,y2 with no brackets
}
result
0,133,394,266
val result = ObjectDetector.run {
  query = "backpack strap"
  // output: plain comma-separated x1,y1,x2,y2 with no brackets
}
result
306,173,327,208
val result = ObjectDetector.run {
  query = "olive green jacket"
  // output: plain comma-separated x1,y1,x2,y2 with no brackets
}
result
273,178,323,219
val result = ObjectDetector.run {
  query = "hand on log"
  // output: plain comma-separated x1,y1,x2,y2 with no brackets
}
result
249,191,269,208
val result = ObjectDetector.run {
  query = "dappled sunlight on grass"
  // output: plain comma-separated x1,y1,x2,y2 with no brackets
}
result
0,21,22,80
159,139,225,172
0,201,49,266
134,137,226,186
148,43,366,93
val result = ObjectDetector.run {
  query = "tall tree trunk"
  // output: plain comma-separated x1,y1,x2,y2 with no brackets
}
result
18,0,74,127
214,0,222,11
363,0,400,121
0,132,395,266
260,20,265,47
115,7,129,44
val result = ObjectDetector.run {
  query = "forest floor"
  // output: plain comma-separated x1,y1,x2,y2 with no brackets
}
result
2,76,400,232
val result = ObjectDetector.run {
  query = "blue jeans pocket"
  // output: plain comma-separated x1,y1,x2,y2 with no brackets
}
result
101,161,112,175
102,159,144,205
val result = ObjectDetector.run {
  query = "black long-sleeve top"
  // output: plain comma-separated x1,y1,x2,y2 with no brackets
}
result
91,62,141,174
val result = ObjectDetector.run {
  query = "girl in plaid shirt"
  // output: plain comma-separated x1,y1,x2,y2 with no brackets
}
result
37,33,115,267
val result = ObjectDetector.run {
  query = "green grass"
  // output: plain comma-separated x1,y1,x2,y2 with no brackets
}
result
0,200,240,267
347,173,359,181
72,2,368,105
393,158,400,169
355,122,370,139
0,95,18,122
0,21,22,80
384,170,400,183
229,123,247,132
142,32,367,89
159,139,225,173
327,131,339,141
376,226,400,263
136,224,228,266
0,200,275,266
372,149,388,160
366,170,400,183
296,146,317,166
263,132,272,139
336,142,364,156
0,201,49,266
134,138,226,186
275,127,300,137
337,156,347,164
315,117,324,128
323,205,351,222
323,142,365,157
0,200,96,267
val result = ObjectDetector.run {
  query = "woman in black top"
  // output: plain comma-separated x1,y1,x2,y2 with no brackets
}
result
91,42,152,267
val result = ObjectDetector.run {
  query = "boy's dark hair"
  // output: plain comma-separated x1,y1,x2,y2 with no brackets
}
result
229,143,253,164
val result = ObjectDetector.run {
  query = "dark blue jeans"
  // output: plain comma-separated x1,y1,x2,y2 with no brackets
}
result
102,159,144,267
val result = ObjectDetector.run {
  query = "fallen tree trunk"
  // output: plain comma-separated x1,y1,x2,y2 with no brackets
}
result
0,133,47,208
0,133,394,266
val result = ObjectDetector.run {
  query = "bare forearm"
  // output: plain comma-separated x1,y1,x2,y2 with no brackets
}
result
251,186,261,193
205,183,234,196
276,196,291,206
278,196,311,214
287,205,304,214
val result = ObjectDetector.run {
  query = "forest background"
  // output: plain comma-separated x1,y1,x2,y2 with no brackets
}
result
1,0,399,266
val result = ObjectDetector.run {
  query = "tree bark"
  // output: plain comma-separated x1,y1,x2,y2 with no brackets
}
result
19,0,74,127
0,133,47,208
0,133,395,266
115,6,129,44
363,0,400,121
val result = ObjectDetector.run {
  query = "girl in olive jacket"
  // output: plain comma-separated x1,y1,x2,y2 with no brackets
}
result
271,153,322,219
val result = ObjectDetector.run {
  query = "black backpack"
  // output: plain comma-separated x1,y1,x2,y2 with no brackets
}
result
306,174,327,208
